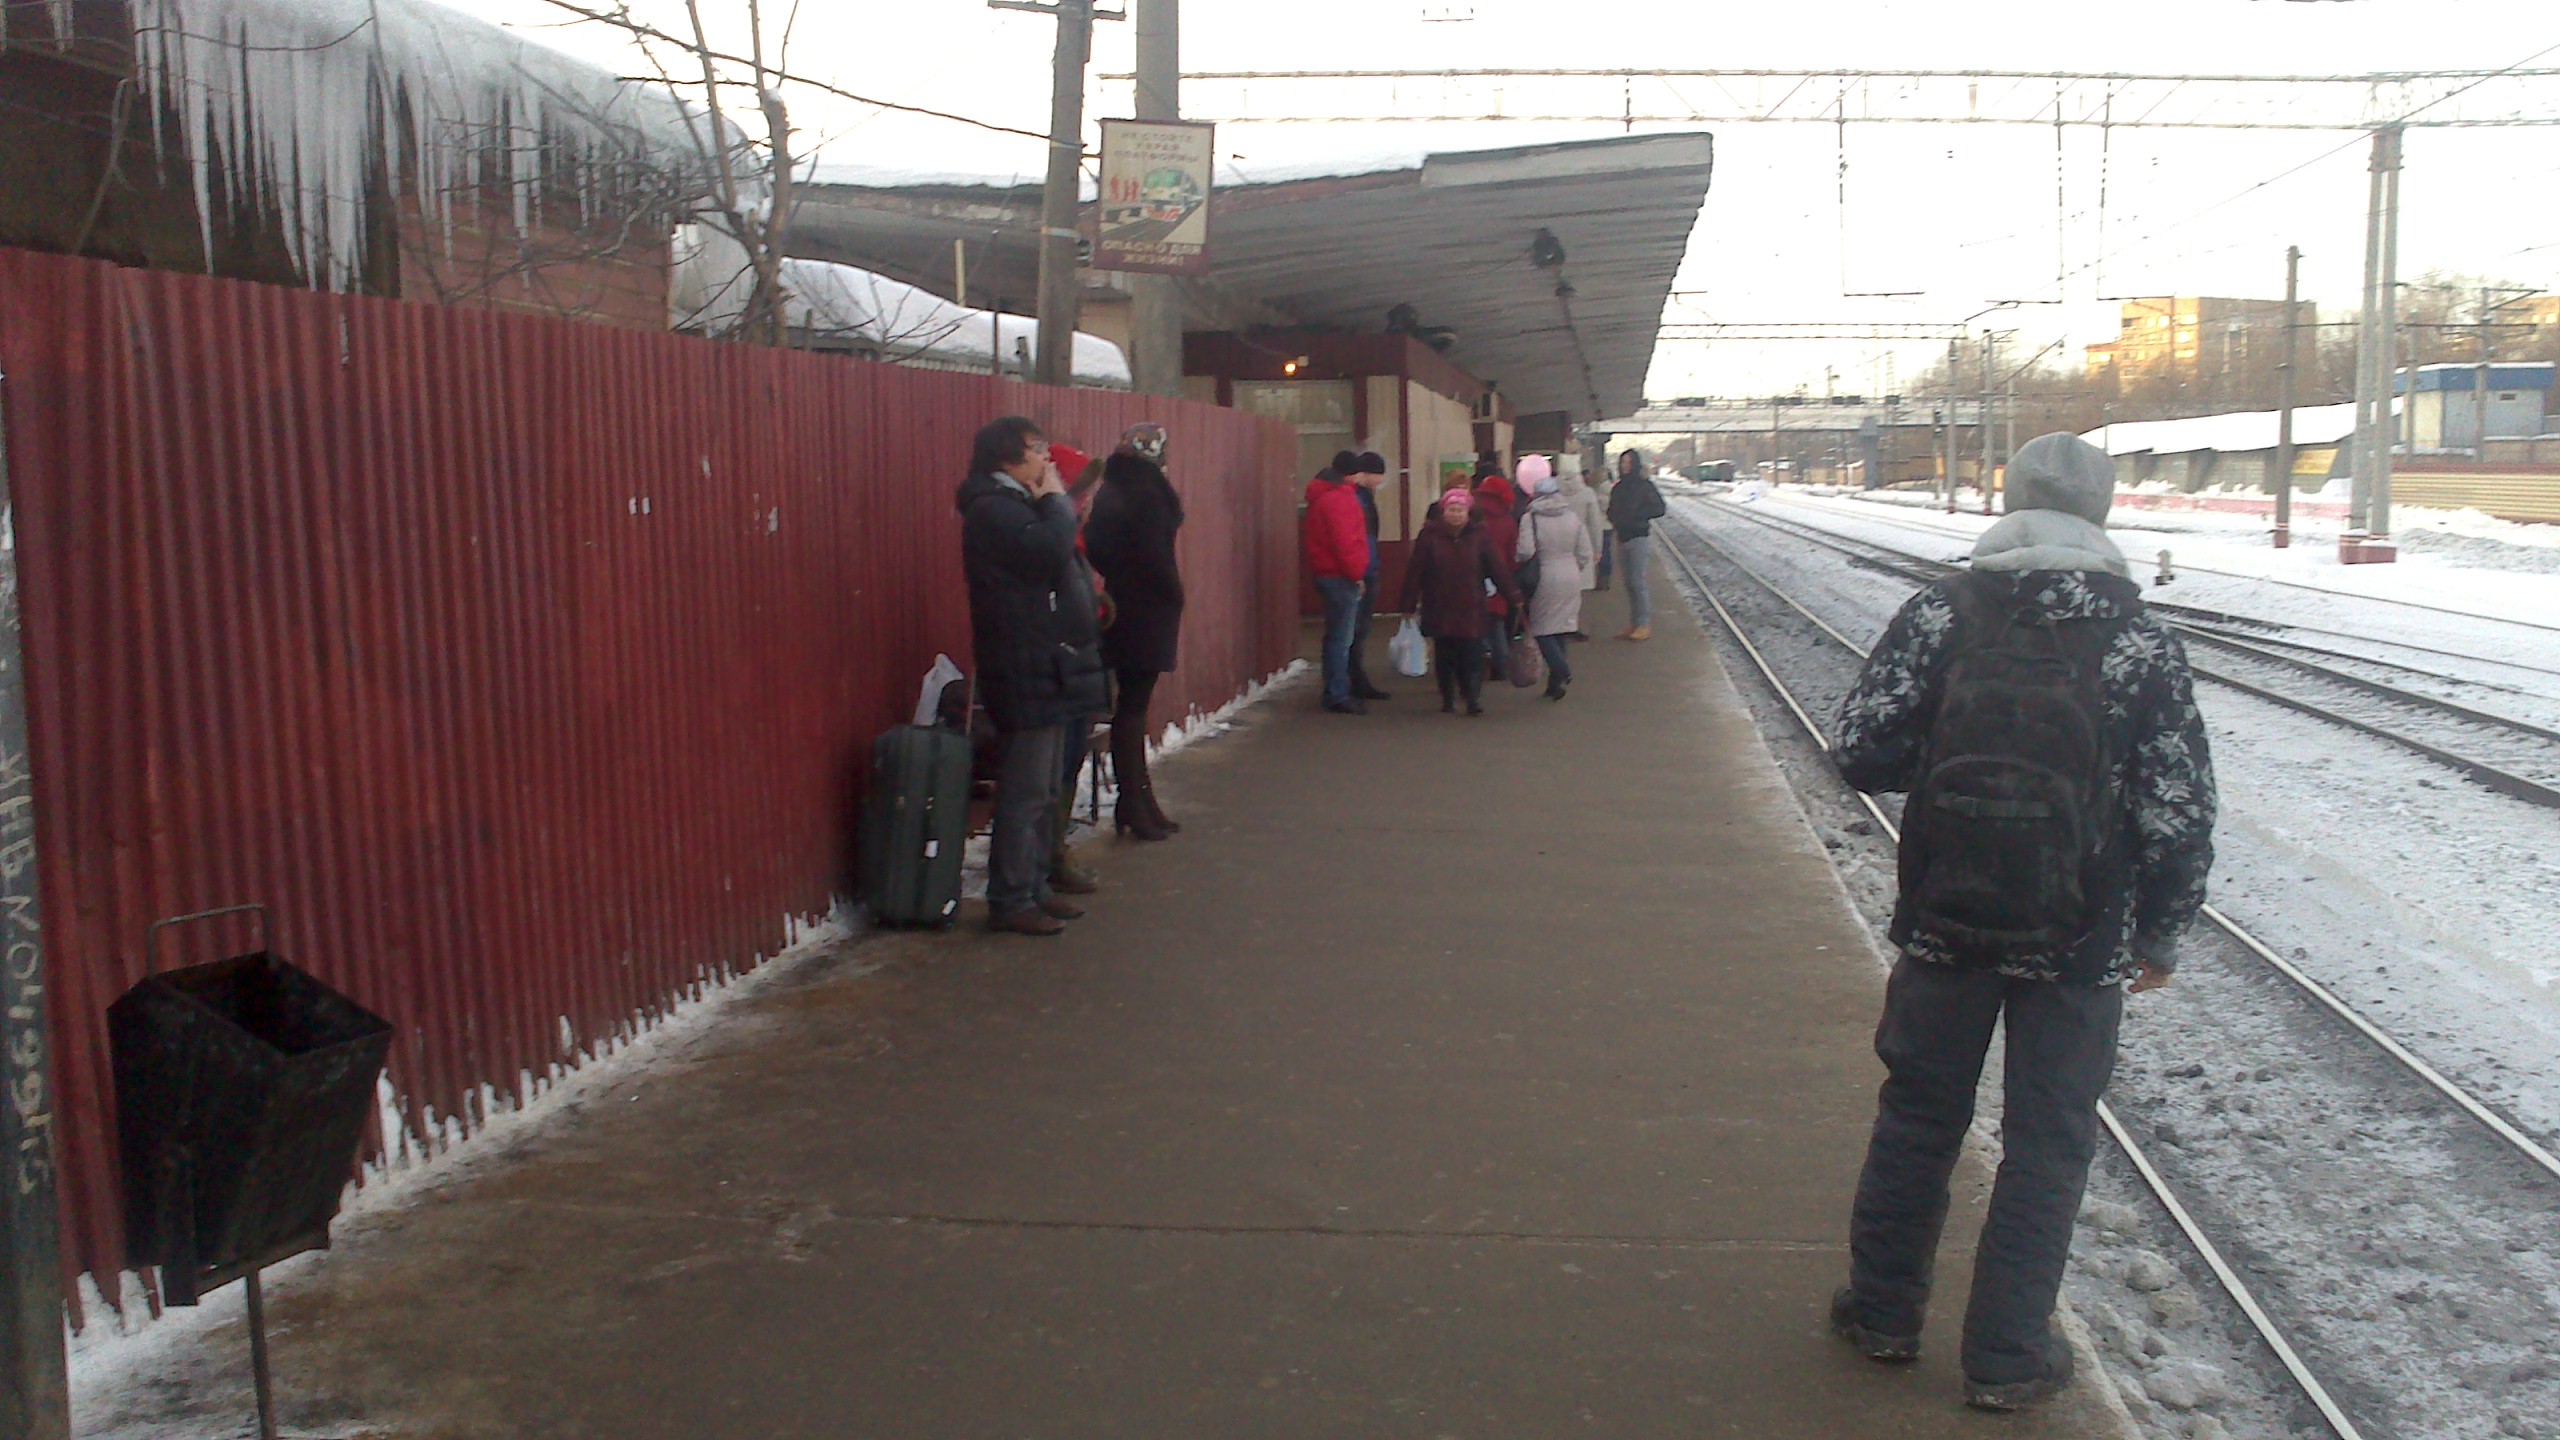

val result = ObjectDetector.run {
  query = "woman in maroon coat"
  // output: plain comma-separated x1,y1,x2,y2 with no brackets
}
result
1398,488,1522,716
1470,465,1523,683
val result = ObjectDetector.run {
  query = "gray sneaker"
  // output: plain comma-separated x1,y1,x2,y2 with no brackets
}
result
1829,1286,1921,1363
1963,1332,2076,1411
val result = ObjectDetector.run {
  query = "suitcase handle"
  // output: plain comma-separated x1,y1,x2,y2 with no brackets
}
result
146,904,273,964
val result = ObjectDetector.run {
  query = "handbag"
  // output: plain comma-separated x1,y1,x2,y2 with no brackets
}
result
1388,616,1430,678
1508,628,1546,689
1512,512,1543,600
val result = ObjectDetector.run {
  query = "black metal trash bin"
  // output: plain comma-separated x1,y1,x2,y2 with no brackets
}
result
109,923,391,1306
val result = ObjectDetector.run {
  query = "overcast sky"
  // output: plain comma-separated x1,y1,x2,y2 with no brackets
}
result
461,0,2560,406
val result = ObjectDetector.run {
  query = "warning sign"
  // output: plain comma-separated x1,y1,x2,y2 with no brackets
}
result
1095,119,1215,276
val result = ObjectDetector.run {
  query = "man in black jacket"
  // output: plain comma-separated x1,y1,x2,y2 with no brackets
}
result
1347,450,1393,702
957,416,1111,937
1827,432,2216,1411
1603,450,1667,640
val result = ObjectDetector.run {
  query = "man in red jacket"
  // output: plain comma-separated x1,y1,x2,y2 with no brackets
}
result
1302,451,1372,713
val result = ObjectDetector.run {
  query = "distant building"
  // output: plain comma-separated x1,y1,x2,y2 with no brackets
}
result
2086,296,2309,407
2398,362,2555,453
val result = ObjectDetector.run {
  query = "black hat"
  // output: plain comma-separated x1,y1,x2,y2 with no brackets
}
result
1330,449,1360,474
1356,451,1388,474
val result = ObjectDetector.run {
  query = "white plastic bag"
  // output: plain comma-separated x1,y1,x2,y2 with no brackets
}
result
913,653,965,727
1389,617,1430,678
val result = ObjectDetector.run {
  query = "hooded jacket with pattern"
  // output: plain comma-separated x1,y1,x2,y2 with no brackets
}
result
1832,512,2217,986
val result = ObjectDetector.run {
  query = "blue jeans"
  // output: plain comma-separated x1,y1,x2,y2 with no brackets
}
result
1535,632,1571,687
1314,576,1362,706
1620,533,1653,629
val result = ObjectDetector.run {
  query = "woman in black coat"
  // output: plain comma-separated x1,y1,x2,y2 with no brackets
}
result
1081,423,1185,841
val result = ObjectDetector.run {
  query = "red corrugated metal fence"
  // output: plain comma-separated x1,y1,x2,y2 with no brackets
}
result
0,248,1299,1315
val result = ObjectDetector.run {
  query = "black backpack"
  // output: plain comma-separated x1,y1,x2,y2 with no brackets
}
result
1899,574,2137,962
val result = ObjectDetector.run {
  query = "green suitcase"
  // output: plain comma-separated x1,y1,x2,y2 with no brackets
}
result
859,723,974,927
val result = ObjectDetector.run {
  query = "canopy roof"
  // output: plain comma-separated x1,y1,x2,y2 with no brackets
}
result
792,133,1715,419
2083,403,2363,457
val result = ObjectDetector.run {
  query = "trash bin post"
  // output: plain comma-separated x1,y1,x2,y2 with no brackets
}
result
0,365,70,1440
110,913,390,1440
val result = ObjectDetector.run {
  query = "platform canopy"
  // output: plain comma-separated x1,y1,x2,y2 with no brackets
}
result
793,133,1715,421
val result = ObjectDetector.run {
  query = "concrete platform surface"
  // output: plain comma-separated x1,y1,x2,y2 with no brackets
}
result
78,574,2130,1439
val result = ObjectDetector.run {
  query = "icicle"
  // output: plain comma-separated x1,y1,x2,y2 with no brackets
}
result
133,0,720,294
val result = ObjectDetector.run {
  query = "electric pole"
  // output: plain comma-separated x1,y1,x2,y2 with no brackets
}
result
1129,0,1184,396
1979,332,1996,515
994,0,1121,388
0,368,69,1440
1942,338,1958,512
2275,245,2299,549
2477,284,2493,461
2348,124,2403,561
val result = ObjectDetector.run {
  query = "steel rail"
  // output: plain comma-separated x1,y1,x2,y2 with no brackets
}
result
1712,502,2560,808
1670,505,2560,1186
1761,494,2560,637
1652,518,2369,1440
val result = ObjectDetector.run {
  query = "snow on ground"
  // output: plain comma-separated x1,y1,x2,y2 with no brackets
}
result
1785,486,2560,645
1678,490,2560,1146
1665,501,2560,1440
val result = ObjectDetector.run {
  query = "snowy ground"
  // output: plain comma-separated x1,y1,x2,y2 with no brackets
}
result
1660,496,2560,1440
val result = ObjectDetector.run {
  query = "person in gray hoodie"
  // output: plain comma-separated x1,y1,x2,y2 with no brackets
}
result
1826,433,2217,1411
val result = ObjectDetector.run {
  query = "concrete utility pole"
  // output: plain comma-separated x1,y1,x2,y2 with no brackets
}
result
2477,284,2493,461
1978,332,1997,515
0,370,69,1440
1942,338,1958,512
994,0,1120,388
2275,245,2300,549
2347,124,2403,561
1129,0,1184,397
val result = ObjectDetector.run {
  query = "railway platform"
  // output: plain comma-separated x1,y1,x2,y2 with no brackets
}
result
84,577,2131,1439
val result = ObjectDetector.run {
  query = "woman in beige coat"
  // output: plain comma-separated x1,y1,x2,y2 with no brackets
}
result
1516,467,1596,699
1554,454,1608,597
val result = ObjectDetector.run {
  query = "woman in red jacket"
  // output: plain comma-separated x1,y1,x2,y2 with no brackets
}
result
1398,488,1522,715
1470,461,1522,681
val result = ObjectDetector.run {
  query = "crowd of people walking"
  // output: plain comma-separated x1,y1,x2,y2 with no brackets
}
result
1318,446,1668,713
954,424,1673,940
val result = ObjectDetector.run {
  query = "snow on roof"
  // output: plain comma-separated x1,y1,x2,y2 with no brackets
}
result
800,150,1436,197
671,238,1128,388
776,258,1130,387
136,0,716,291
2083,402,2365,457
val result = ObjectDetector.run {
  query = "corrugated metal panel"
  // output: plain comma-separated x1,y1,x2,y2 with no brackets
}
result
0,248,1298,1312
2391,471,2560,524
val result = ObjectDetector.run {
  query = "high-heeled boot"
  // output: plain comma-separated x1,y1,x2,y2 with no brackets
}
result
1111,724,1172,840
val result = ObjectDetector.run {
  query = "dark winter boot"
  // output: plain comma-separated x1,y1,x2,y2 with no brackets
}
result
1830,1286,1922,1363
1962,1330,2075,1412
1049,790,1100,893
1111,724,1172,841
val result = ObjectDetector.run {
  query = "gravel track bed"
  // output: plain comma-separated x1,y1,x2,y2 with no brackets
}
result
1659,504,2560,1440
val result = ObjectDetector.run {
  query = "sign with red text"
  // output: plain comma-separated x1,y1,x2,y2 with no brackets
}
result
1096,119,1216,275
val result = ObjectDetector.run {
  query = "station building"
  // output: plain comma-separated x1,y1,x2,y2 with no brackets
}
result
787,133,1717,597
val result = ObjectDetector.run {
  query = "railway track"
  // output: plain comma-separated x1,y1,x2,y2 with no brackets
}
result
1712,500,2560,811
1654,508,2560,1440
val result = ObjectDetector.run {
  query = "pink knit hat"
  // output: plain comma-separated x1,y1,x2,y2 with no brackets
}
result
1441,486,1475,512
1515,454,1553,489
